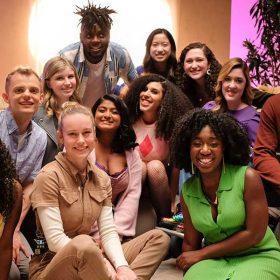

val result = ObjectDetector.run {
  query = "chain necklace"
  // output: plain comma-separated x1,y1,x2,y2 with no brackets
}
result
201,179,218,206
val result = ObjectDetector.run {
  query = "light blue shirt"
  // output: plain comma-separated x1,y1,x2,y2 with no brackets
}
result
0,109,47,185
59,41,138,99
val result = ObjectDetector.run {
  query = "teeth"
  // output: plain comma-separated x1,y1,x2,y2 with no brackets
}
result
199,159,212,164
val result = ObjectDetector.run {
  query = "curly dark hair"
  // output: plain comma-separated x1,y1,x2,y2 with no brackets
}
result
175,42,221,107
92,94,138,153
75,2,116,31
143,28,177,82
123,74,193,140
170,108,250,172
0,140,17,221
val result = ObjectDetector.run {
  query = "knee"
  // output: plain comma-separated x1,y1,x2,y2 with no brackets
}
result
148,229,170,253
69,235,101,258
146,161,167,179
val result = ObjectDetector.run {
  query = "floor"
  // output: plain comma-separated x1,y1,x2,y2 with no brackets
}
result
151,258,182,280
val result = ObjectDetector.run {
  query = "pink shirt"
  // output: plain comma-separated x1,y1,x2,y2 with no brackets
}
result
133,118,169,164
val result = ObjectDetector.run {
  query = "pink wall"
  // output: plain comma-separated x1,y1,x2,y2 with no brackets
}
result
230,0,260,59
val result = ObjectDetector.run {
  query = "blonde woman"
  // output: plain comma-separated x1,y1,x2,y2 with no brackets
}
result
33,56,80,166
30,102,137,280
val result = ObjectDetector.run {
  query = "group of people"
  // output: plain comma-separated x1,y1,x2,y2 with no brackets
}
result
1,2,280,280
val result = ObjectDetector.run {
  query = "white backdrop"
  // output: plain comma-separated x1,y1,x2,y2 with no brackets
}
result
28,0,173,74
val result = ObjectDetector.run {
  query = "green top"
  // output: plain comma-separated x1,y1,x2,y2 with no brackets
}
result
182,164,280,256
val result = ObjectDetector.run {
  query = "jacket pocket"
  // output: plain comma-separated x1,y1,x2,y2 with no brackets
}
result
88,189,108,203
60,190,79,205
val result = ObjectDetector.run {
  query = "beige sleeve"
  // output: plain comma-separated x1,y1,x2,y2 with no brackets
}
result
31,170,60,209
98,206,128,269
37,206,71,252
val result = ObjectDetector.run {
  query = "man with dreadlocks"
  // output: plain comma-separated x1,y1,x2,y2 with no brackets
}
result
59,2,138,109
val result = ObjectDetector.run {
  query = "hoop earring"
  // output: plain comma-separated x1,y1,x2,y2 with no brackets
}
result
206,69,211,76
191,161,195,175
222,156,226,174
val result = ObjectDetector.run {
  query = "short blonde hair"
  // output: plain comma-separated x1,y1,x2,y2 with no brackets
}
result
5,66,41,93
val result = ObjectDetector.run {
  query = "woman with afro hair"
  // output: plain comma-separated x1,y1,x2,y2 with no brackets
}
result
171,108,280,279
124,73,193,218
0,140,22,279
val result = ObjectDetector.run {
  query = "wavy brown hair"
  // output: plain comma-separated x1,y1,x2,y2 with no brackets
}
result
214,57,254,112
175,42,221,107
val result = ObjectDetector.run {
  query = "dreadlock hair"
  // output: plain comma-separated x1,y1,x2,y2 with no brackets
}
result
123,74,193,140
75,1,116,31
0,140,17,221
170,108,250,173
175,42,221,107
92,94,138,153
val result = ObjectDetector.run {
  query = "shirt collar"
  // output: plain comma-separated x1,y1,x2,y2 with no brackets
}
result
55,152,94,180
186,165,233,200
5,108,33,136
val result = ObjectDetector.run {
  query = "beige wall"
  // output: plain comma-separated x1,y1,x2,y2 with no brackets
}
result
0,0,231,95
0,0,35,94
168,0,231,64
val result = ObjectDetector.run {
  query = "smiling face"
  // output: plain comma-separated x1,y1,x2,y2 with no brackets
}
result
222,68,246,108
190,125,223,176
139,81,164,115
3,73,43,119
48,67,77,106
150,33,172,63
59,113,95,163
94,99,121,133
183,48,209,83
80,23,110,64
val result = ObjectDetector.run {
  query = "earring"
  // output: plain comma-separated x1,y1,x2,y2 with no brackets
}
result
206,69,211,76
136,101,139,115
222,156,226,174
191,161,195,175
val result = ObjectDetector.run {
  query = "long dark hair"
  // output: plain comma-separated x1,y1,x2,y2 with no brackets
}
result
0,140,17,221
92,95,138,153
143,28,177,82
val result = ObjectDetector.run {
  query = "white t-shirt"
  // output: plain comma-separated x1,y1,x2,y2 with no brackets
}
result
82,56,106,108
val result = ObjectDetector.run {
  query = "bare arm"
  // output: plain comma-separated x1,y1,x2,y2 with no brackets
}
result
13,181,34,262
0,182,22,279
170,167,180,213
177,167,268,271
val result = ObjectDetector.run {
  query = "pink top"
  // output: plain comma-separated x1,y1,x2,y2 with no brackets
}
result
133,118,169,164
88,148,142,239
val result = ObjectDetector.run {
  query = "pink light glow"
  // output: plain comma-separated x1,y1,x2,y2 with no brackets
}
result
230,0,260,59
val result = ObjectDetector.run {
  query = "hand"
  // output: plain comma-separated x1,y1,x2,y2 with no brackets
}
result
116,266,137,280
176,250,203,272
13,232,30,265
